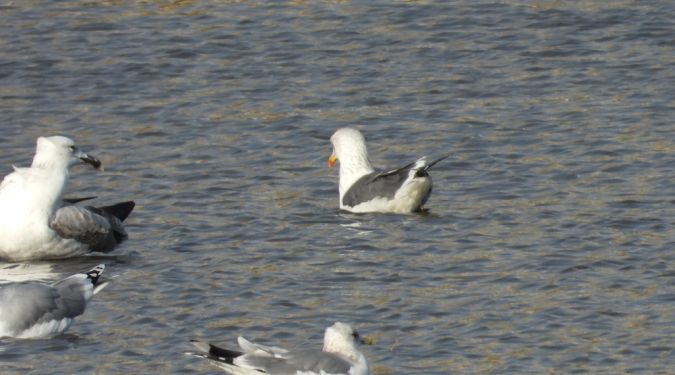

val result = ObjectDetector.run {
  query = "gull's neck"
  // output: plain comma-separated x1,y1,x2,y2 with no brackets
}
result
323,338,362,364
26,160,71,215
32,152,71,171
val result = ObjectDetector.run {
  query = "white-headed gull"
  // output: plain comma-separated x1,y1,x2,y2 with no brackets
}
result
191,322,373,375
328,127,447,213
0,136,134,261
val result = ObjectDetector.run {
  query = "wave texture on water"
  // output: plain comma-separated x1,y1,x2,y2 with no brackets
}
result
0,1,673,374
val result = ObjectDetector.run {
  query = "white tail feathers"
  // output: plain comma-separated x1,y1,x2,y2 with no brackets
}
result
86,264,107,293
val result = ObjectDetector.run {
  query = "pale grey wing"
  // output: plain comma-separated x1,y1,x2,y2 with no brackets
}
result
49,205,118,252
342,169,412,208
0,283,71,334
284,350,353,374
236,349,352,374
51,276,91,318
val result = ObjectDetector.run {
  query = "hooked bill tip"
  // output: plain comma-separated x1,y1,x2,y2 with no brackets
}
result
81,154,103,171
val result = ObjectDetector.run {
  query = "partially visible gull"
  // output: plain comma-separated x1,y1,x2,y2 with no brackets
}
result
0,264,108,338
190,322,372,375
0,136,135,261
328,127,447,213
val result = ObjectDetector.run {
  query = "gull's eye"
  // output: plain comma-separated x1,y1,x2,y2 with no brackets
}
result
69,145,77,152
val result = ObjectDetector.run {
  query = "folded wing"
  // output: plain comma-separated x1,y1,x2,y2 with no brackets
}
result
49,201,134,253
0,284,68,336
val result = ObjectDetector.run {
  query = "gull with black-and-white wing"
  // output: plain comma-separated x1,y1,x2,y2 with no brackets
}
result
190,322,373,375
328,127,447,214
0,264,108,339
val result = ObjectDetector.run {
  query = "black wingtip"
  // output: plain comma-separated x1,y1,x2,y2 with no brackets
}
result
425,154,450,171
191,340,242,365
415,169,429,178
100,201,135,222
86,264,106,285
208,343,243,362
63,196,98,204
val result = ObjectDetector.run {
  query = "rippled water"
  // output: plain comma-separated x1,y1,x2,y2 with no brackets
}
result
0,1,673,374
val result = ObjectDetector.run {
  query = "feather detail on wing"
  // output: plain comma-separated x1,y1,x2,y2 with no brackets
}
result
49,201,134,252
0,284,63,334
49,206,115,251
238,336,290,357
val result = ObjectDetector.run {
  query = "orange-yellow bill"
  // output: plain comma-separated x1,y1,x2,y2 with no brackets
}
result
328,153,337,168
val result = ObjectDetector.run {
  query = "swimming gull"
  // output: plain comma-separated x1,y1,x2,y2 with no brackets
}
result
328,127,447,213
190,322,372,375
0,264,108,339
0,136,135,261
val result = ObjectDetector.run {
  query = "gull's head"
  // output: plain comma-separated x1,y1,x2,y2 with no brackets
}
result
328,127,373,173
323,322,373,360
32,136,102,171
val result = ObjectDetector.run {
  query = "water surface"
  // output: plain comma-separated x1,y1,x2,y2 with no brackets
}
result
0,1,673,374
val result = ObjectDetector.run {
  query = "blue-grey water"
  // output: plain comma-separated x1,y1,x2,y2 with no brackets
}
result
0,1,673,374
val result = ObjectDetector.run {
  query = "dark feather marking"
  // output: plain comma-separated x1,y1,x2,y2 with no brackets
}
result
342,155,447,210
342,170,410,208
49,201,135,253
83,201,135,244
190,340,243,365
86,266,104,286
207,343,243,363
91,201,135,222
424,154,449,171
62,196,98,204
191,342,354,373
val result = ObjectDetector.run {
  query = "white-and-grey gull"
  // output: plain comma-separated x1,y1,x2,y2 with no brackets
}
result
0,136,135,261
190,322,372,375
328,127,447,213
0,264,108,339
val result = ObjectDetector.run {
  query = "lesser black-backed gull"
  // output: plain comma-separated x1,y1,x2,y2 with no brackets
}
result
328,127,446,213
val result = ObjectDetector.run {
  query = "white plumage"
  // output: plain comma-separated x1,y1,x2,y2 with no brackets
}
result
0,136,134,261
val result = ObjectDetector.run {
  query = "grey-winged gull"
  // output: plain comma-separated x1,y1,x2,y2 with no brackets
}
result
328,127,447,213
190,322,373,375
0,136,135,261
0,264,108,338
